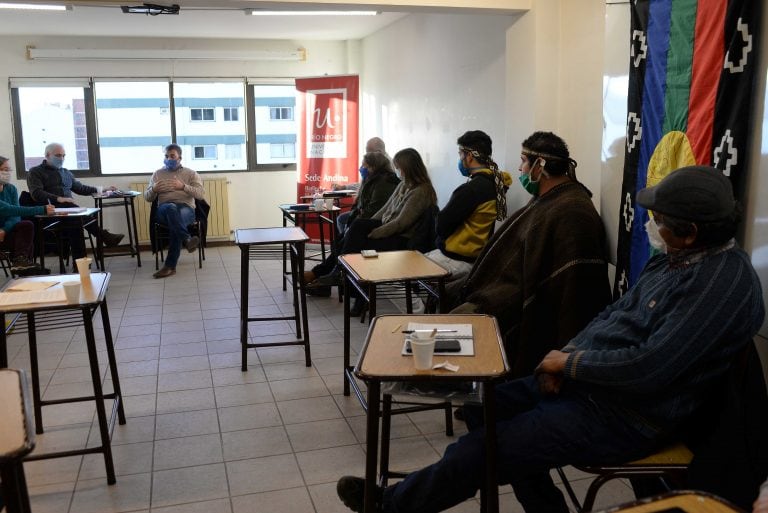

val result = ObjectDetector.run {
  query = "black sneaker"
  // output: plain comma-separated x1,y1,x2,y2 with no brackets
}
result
337,476,383,512
184,236,200,253
102,231,125,247
305,285,332,297
11,256,36,270
308,273,340,288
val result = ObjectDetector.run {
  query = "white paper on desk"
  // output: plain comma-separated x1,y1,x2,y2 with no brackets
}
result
401,322,475,356
6,281,59,292
53,207,87,214
0,289,67,306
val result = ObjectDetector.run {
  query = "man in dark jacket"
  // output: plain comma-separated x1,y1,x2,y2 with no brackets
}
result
27,143,124,259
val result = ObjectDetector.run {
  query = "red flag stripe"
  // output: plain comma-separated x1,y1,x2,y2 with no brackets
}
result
687,0,726,164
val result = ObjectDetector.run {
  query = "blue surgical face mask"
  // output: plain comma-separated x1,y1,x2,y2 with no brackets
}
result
164,158,179,171
49,156,64,169
359,165,369,181
458,158,471,177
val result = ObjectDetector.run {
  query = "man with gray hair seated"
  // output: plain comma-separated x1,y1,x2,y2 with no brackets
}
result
27,142,125,263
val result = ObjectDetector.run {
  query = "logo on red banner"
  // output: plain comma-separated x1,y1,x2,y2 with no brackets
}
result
306,88,348,159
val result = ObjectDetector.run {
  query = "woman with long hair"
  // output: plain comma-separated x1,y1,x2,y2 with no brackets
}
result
303,151,400,294
309,147,437,288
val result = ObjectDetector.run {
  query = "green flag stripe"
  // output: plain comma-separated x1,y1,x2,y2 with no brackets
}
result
662,0,697,133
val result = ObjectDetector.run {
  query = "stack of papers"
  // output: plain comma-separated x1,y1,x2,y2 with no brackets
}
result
6,281,58,292
0,280,64,306
53,207,87,214
0,289,66,306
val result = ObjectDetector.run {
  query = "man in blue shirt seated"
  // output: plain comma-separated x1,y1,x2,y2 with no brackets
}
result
337,165,765,513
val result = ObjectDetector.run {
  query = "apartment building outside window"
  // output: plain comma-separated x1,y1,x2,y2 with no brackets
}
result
10,79,297,176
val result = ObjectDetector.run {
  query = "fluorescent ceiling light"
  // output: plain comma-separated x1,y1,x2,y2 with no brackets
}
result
27,47,306,61
247,10,378,16
0,3,69,10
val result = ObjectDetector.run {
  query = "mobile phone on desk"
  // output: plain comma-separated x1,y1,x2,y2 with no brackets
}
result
361,249,378,258
406,339,462,353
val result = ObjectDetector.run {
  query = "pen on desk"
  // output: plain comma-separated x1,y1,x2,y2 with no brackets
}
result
401,329,457,334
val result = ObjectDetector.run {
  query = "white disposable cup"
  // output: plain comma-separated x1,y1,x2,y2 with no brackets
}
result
75,257,92,279
62,281,81,303
324,198,335,209
313,198,325,210
411,334,436,370
95,185,104,195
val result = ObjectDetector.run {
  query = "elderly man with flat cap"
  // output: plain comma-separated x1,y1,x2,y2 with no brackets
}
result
336,165,764,513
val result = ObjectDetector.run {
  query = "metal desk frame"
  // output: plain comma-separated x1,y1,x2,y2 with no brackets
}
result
279,204,340,290
235,227,311,371
35,208,104,273
93,191,142,267
0,273,126,485
355,314,509,513
339,250,450,402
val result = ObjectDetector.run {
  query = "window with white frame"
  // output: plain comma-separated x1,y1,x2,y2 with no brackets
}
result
193,145,217,159
224,144,242,160
269,143,295,159
270,106,293,120
223,107,239,121
12,83,91,172
190,107,215,121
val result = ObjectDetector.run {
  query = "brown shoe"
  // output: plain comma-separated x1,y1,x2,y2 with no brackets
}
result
183,236,200,253
153,266,176,279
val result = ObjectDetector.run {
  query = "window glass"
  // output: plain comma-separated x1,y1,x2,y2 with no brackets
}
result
16,86,90,172
94,81,171,174
191,107,215,121
254,84,297,165
175,81,246,171
225,144,242,159
223,107,239,121
269,106,293,120
193,145,217,159
270,143,295,159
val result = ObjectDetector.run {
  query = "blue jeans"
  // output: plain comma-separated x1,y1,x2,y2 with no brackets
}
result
157,202,195,269
382,377,659,513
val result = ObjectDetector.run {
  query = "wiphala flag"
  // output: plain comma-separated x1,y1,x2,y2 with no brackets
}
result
613,0,760,298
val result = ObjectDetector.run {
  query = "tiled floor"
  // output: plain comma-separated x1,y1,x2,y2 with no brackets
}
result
6,246,636,513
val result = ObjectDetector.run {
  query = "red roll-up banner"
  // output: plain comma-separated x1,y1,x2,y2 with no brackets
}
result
295,75,359,239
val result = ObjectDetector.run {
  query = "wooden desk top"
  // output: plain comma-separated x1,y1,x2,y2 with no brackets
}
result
339,250,450,283
598,491,745,513
234,227,309,246
0,273,110,312
355,314,509,381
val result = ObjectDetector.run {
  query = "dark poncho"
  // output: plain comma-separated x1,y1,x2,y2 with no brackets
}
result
457,181,611,377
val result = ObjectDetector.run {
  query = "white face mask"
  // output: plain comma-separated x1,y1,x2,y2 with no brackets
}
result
0,169,11,184
645,218,667,253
